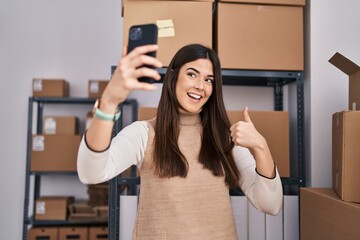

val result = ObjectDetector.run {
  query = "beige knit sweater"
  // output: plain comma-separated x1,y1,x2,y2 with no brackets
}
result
77,112,283,239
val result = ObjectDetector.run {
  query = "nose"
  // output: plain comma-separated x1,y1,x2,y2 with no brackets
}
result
194,78,204,91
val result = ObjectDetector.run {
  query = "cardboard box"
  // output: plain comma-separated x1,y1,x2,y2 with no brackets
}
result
89,226,108,240
227,110,290,177
59,227,88,240
35,196,74,221
219,0,305,5
332,111,360,203
300,188,360,240
138,107,157,120
329,52,360,110
43,116,79,135
216,2,304,70
29,227,58,240
123,0,213,66
88,80,109,98
32,78,69,97
31,135,82,172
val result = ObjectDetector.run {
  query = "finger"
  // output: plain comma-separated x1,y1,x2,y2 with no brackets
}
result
230,124,235,133
122,46,128,57
243,106,252,124
127,44,159,59
130,54,163,70
134,81,158,91
134,67,162,81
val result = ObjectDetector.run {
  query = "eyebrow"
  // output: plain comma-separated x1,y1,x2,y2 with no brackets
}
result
186,67,214,78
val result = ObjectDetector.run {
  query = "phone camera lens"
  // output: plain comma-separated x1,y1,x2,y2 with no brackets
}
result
130,27,142,41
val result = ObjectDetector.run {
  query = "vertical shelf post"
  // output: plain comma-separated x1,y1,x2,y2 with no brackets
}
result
296,72,305,187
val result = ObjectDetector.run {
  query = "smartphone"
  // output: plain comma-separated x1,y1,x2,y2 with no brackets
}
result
127,24,158,83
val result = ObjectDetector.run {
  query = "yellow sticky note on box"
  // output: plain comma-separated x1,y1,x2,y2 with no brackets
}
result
156,19,175,38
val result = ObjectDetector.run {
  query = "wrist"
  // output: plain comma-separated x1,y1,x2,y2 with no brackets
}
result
93,99,121,122
98,98,119,114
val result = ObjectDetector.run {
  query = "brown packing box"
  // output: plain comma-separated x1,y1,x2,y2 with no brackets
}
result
219,0,305,5
29,227,58,240
216,1,304,70
69,201,98,222
32,78,69,97
89,227,108,240
332,111,360,203
300,188,360,240
43,116,79,135
227,110,290,177
136,108,289,176
88,80,109,98
329,52,360,110
35,196,74,221
31,134,82,172
59,227,88,240
138,107,157,120
123,0,213,66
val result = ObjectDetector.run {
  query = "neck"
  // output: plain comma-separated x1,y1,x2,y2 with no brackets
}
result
179,111,201,125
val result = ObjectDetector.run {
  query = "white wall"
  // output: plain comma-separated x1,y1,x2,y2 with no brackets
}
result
0,0,123,239
1,0,359,238
308,0,360,187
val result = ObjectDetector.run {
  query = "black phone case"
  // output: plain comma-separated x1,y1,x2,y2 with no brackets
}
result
127,24,158,83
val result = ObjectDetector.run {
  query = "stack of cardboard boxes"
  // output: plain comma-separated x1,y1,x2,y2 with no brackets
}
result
300,53,360,239
28,226,108,240
123,0,305,71
30,81,112,239
31,116,81,172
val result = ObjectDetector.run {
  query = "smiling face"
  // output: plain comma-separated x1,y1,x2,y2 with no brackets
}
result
175,58,214,114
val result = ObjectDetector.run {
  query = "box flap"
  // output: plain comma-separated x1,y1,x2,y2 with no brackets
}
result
329,52,360,76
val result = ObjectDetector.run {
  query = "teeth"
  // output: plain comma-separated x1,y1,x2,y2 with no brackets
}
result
188,93,201,100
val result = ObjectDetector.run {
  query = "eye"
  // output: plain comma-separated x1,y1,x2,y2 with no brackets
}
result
187,72,196,78
187,72,197,78
205,78,214,84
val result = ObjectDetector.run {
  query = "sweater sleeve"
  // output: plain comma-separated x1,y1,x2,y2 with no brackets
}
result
233,145,283,216
77,121,149,184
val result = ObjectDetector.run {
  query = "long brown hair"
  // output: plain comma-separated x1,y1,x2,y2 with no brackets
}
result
154,44,240,188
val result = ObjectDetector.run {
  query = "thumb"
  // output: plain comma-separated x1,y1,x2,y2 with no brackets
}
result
243,106,252,123
122,45,128,57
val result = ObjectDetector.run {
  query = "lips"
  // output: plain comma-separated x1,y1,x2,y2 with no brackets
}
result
187,93,202,100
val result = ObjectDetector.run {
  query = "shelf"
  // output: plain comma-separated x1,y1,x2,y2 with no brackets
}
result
112,66,303,86
31,171,78,176
159,67,302,86
27,218,107,227
117,177,140,185
23,97,139,240
31,97,96,104
31,97,138,105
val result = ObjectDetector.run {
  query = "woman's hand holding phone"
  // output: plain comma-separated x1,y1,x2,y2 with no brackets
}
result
100,44,163,113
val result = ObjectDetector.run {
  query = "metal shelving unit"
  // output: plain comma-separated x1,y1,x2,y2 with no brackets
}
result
107,68,305,240
22,97,138,240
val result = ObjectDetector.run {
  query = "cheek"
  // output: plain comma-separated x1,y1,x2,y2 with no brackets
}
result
205,85,213,98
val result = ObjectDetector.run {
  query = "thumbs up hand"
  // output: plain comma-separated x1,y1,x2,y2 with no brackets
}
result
230,107,266,150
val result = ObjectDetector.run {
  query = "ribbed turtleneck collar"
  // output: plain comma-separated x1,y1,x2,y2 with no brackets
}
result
179,111,201,126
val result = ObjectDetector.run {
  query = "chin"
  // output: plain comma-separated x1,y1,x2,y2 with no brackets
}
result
179,106,203,114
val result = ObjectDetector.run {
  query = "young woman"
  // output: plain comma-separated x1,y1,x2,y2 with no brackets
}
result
77,44,283,239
